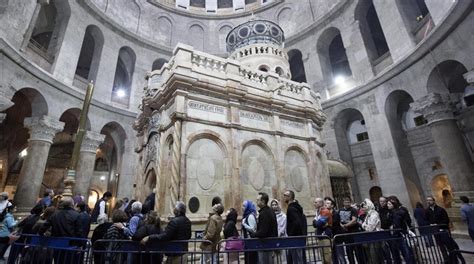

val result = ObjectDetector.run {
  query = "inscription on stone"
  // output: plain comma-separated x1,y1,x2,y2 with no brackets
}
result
281,119,304,129
239,111,270,122
188,101,225,114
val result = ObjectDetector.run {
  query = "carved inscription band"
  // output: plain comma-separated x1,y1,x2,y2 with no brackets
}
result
188,101,226,114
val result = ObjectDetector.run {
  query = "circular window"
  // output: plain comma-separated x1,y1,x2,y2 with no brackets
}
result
270,26,280,37
253,23,267,34
188,196,200,213
238,26,250,38
259,65,269,72
228,33,235,45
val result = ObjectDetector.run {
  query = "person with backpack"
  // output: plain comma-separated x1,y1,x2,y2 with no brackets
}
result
283,190,306,264
115,201,143,237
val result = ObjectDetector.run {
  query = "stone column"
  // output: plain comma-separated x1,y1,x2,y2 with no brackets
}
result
13,115,64,212
73,131,105,199
412,93,474,193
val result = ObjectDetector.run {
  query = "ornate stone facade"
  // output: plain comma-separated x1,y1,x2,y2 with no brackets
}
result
134,21,330,220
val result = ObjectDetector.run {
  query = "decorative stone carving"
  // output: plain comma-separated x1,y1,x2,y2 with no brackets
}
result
80,131,105,153
145,133,159,167
284,150,308,192
242,144,275,191
186,138,224,190
411,93,455,124
24,115,65,143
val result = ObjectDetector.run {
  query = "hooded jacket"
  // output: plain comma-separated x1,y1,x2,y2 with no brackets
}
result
287,201,305,236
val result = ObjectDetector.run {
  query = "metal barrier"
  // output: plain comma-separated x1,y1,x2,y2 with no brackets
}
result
449,249,474,264
92,239,211,263
333,225,460,264
8,234,91,264
217,235,332,264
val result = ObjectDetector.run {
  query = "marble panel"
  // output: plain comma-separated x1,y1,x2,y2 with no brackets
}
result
284,150,308,192
186,138,224,190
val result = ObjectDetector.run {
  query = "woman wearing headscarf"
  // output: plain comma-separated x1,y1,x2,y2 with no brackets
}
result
241,200,257,264
270,199,287,263
360,199,383,264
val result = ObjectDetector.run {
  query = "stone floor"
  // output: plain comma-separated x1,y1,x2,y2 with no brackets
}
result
456,237,474,262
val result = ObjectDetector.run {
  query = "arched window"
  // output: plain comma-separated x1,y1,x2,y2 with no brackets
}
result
151,58,168,71
287,49,307,83
329,36,352,82
27,0,71,64
190,0,205,8
355,0,390,64
111,47,136,106
189,24,204,51
395,0,431,43
75,25,104,83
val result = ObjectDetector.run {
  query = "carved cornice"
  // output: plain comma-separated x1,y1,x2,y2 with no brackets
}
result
24,116,64,144
463,70,474,84
81,131,106,153
411,93,455,124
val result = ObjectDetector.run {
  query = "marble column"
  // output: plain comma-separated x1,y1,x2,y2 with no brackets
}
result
73,131,105,199
412,93,474,192
13,115,64,212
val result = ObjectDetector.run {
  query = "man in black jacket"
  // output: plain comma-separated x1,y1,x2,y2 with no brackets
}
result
426,196,463,263
39,197,85,264
251,192,277,263
283,190,305,264
40,197,83,237
142,201,191,263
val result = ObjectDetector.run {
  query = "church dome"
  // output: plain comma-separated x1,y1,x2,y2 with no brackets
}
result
226,19,284,53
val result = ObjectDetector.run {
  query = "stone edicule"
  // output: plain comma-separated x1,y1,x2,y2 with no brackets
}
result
134,22,329,221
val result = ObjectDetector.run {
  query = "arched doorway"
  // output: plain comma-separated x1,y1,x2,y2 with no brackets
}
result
369,186,382,203
431,174,453,208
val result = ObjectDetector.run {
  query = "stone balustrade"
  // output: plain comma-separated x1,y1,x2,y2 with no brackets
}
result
143,44,317,104
230,45,288,60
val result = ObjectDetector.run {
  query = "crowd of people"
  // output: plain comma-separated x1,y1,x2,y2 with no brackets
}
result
0,187,471,263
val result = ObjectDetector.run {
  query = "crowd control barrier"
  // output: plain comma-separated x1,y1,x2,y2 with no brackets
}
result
8,234,91,264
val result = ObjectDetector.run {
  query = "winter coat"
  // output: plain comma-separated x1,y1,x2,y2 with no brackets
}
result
40,207,83,238
200,213,224,252
253,206,278,238
0,213,16,237
426,205,450,229
287,201,305,236
362,210,381,232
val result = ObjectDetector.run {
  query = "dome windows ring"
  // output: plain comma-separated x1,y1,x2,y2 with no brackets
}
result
227,33,236,45
238,26,250,38
253,23,267,35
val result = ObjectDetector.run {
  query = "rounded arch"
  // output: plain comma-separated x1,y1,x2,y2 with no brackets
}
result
385,90,417,131
426,60,468,94
188,22,206,51
284,146,310,193
354,0,390,63
275,6,293,35
112,46,136,106
151,58,168,71
75,24,104,82
334,108,368,145
156,15,173,46
285,144,310,163
369,186,382,203
218,23,233,51
241,138,276,161
185,130,229,158
9,88,48,117
287,49,307,83
59,108,91,134
317,27,352,84
431,174,453,208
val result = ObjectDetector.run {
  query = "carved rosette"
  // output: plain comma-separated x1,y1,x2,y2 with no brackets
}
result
24,115,65,143
81,131,106,153
411,93,455,124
